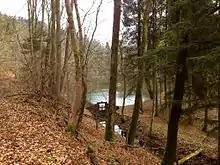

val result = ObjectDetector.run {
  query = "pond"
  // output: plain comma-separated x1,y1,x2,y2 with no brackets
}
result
87,89,148,106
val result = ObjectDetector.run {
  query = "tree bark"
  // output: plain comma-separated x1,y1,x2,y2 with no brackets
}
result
60,27,70,93
49,0,57,98
121,76,126,117
105,0,121,141
145,78,153,99
161,46,187,165
27,0,36,92
39,0,45,99
76,0,103,129
127,0,143,145
56,0,62,101
218,65,220,165
161,0,188,163
202,106,208,132
65,0,82,130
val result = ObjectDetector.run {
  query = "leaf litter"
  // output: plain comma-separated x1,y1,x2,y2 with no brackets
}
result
0,98,159,165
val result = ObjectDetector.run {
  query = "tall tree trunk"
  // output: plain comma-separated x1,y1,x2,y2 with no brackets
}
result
164,2,168,106
161,46,187,165
164,71,167,107
161,0,188,163
56,0,61,101
73,0,85,130
202,106,208,132
218,66,220,165
76,75,87,129
202,73,208,132
49,0,57,98
149,64,156,137
121,76,126,117
160,77,162,106
145,78,153,99
27,0,36,92
119,40,126,118
187,61,193,124
76,0,103,129
127,0,143,145
40,0,45,99
60,27,70,93
105,0,121,141
65,0,82,133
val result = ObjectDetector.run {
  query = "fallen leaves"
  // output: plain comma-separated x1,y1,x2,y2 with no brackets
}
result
0,99,90,165
0,98,160,165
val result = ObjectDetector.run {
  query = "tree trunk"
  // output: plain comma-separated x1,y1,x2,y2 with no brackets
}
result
127,0,143,145
161,0,188,162
149,66,156,137
76,74,87,129
145,78,153,99
56,0,61,102
27,0,36,92
75,0,103,129
218,66,220,165
49,0,57,98
202,107,208,132
161,46,187,165
164,71,167,107
105,0,121,141
39,0,45,99
121,75,126,117
60,27,70,93
65,0,83,132
187,61,193,124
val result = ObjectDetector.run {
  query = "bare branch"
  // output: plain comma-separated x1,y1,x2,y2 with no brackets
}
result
84,0,103,69
82,0,96,26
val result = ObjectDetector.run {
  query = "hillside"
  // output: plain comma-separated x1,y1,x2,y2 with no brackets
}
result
0,97,159,164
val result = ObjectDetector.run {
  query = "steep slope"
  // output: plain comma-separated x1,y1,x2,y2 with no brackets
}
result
0,97,159,165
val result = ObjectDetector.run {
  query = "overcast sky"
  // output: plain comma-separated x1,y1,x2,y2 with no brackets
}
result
0,0,113,43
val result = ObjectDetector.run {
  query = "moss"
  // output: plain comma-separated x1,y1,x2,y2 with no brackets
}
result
104,122,114,142
67,122,78,138
104,132,114,142
86,144,98,165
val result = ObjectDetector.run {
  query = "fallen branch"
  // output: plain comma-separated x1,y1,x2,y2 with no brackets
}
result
174,149,203,165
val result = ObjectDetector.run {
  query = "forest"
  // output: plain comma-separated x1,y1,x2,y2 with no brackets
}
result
0,0,219,164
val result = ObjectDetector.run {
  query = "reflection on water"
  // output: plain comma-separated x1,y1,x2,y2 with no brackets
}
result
99,121,139,145
88,89,148,106
99,121,124,137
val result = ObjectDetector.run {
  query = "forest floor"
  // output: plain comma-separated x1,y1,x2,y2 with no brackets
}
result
117,100,218,165
0,96,159,165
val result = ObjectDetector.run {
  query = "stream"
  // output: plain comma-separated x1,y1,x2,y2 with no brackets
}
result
87,89,146,145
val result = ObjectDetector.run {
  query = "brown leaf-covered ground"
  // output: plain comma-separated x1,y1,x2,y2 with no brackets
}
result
117,100,218,165
0,98,159,165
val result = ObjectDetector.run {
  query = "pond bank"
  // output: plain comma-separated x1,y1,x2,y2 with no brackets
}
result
86,99,217,165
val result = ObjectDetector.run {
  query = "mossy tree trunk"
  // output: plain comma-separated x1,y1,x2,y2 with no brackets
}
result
127,0,145,145
105,0,121,141
65,0,83,133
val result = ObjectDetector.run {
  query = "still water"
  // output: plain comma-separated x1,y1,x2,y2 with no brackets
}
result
88,89,148,106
